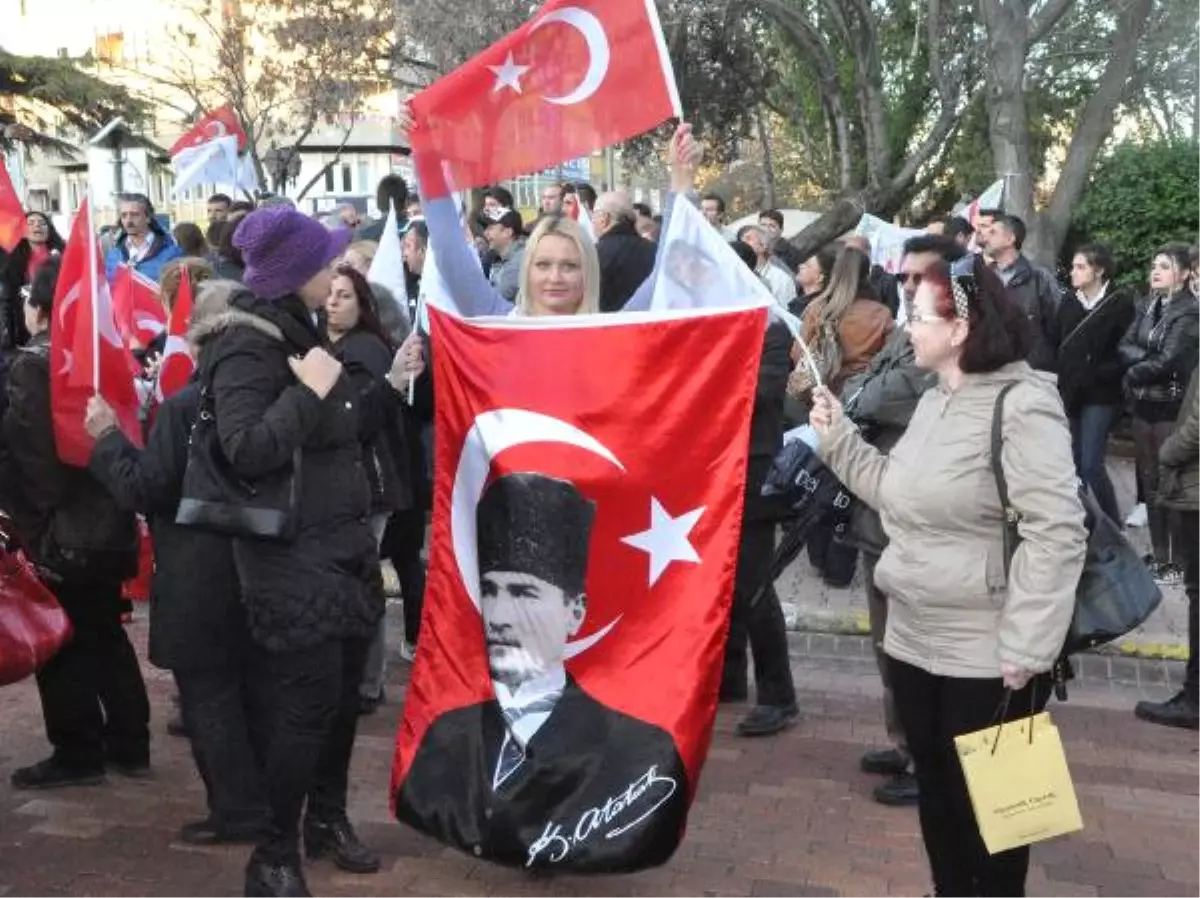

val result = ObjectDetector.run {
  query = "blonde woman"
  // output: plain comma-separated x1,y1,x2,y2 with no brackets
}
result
401,106,702,318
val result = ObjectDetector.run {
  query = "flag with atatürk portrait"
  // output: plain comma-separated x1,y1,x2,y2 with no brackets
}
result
391,300,768,873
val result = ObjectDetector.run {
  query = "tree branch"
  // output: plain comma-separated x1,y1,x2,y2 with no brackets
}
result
1040,0,1153,262
1029,0,1076,46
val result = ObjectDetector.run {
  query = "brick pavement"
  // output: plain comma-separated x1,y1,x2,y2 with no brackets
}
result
0,621,1196,897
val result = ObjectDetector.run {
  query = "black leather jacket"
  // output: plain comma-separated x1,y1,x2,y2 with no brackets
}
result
1118,291,1200,416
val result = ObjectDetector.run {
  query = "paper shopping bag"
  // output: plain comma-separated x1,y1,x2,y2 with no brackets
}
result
954,711,1083,855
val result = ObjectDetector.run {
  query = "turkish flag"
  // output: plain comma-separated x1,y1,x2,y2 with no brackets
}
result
110,264,167,347
155,265,195,401
0,159,24,252
391,304,766,872
50,200,144,466
168,103,248,156
411,0,681,196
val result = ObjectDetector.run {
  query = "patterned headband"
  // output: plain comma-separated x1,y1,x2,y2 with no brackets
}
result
951,278,971,320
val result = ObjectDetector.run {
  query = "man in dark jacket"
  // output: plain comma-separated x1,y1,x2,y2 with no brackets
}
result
839,234,963,807
84,280,268,844
594,192,657,312
0,259,149,790
354,174,409,243
989,214,1061,371
720,318,800,737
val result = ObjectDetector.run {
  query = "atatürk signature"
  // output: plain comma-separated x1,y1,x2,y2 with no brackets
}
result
525,765,678,867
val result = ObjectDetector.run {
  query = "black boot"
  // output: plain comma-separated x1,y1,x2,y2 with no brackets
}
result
1135,691,1200,730
735,703,799,737
244,856,310,897
10,756,105,790
303,817,380,874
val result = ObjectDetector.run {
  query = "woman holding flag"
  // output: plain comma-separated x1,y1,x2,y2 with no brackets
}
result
400,103,702,320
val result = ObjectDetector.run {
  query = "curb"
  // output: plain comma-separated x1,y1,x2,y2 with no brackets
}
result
787,629,1186,689
781,604,1189,662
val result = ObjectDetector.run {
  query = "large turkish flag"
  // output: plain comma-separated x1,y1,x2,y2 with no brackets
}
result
392,304,766,872
410,0,681,196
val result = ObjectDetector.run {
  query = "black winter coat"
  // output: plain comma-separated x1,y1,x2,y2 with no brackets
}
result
744,320,791,522
0,334,137,584
88,380,248,672
1119,291,1200,421
198,293,384,652
329,327,411,516
596,220,657,313
1002,255,1062,372
1055,286,1136,413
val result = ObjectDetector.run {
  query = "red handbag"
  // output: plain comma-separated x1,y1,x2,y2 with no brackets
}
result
0,542,73,687
121,517,154,603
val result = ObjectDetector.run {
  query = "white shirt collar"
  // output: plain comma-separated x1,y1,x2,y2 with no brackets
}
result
491,666,566,790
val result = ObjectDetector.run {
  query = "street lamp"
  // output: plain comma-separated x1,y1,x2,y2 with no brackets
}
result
263,146,302,193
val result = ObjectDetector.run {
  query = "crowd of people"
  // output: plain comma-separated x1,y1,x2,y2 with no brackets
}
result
0,108,1195,897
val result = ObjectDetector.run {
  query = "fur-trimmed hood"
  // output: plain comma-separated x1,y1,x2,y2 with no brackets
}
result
188,305,285,347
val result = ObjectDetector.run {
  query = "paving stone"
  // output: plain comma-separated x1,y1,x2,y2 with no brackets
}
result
0,618,1194,896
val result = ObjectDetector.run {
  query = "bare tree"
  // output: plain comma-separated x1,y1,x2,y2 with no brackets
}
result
979,0,1155,264
148,0,396,195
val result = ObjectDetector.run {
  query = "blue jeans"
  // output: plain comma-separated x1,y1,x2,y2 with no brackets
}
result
1069,404,1121,523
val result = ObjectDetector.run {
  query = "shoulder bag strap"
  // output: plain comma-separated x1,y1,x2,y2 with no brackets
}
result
991,381,1022,575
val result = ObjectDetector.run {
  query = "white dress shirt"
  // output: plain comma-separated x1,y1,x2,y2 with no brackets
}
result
491,666,566,789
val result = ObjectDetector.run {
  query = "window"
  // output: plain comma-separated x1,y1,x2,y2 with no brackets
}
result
324,165,335,193
94,32,125,66
357,160,370,194
341,164,352,193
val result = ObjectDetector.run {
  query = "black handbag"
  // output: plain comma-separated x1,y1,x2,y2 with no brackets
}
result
991,384,1162,658
175,384,301,542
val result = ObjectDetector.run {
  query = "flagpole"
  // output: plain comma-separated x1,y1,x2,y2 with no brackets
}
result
85,190,100,393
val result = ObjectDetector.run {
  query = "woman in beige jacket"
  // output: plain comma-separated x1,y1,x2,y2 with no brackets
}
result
811,256,1087,897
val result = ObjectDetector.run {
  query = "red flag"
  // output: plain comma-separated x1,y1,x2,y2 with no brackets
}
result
391,305,766,872
110,264,167,347
50,200,143,466
411,0,681,196
0,159,24,252
168,103,248,156
155,265,195,401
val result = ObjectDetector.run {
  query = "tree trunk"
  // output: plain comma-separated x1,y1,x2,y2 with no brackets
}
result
788,198,860,259
756,106,777,208
979,0,1038,252
1037,0,1154,265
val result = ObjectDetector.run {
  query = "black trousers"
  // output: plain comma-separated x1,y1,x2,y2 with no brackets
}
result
176,659,269,828
381,508,427,644
253,636,370,865
723,519,796,708
34,578,150,770
890,658,1050,897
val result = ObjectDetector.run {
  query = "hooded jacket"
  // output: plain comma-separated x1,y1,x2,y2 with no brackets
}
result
0,333,138,583
197,292,384,652
818,361,1087,677
104,226,183,284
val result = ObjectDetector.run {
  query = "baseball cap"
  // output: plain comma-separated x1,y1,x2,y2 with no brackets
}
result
477,206,523,234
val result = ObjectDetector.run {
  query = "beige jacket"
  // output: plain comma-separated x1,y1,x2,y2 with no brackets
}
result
818,362,1087,678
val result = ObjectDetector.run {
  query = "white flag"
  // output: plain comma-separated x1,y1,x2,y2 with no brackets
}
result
171,135,240,197
367,201,411,328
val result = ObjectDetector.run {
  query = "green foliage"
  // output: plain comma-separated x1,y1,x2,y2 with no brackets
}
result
1070,140,1200,287
0,46,149,154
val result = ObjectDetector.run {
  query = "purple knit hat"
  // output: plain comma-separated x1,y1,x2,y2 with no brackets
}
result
233,207,352,299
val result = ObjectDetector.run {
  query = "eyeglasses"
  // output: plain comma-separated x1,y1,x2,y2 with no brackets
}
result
907,311,947,325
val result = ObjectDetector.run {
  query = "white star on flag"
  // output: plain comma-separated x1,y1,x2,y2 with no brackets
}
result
621,498,706,587
488,51,531,94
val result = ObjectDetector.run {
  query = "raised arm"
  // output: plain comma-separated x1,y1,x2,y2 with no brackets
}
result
624,124,703,313
423,188,512,318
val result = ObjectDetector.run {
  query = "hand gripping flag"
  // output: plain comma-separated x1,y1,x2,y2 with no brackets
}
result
410,0,681,196
392,296,770,871
155,265,194,402
50,200,143,465
110,264,167,347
